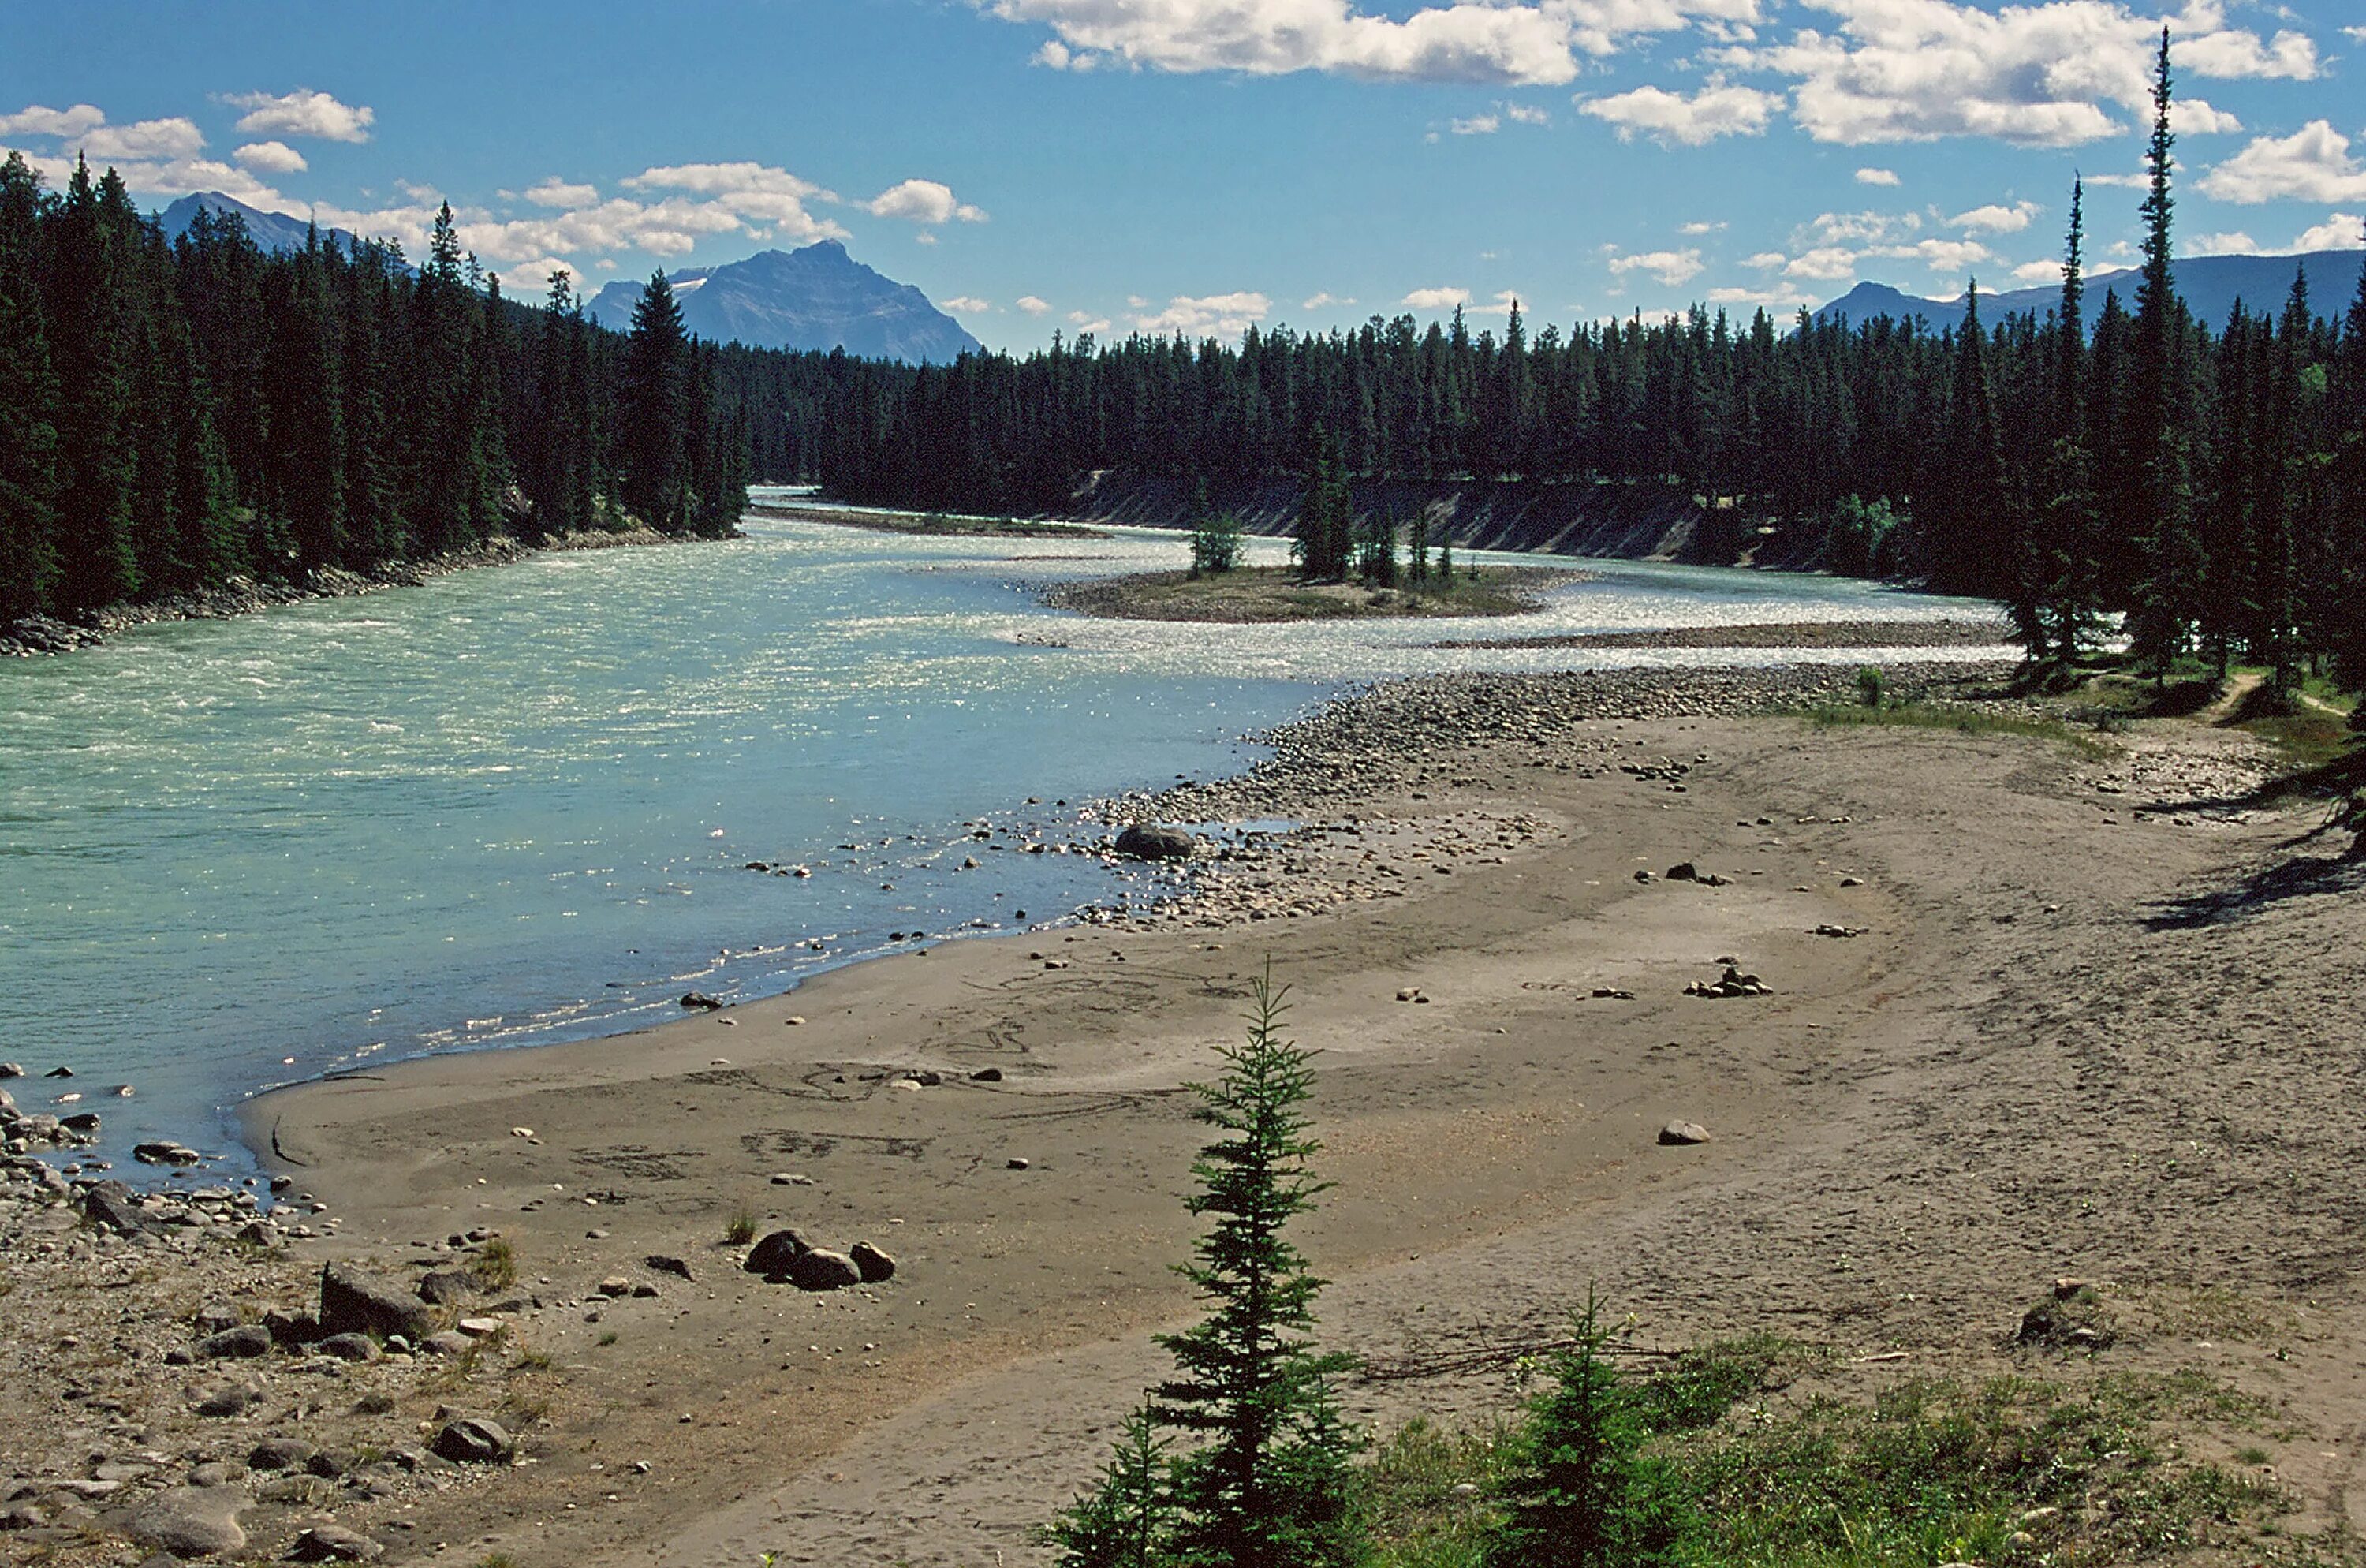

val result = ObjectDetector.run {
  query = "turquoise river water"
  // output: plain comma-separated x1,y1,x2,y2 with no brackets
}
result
0,491,2002,1177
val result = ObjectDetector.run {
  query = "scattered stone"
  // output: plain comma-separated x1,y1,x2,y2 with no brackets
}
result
43,1066,72,1078
289,1524,383,1562
1590,987,1636,999
319,1264,433,1342
429,1417,511,1464
1007,1157,1031,1170
246,1436,318,1472
263,1309,323,1348
80,1179,153,1237
848,1241,897,1283
133,1140,201,1167
313,1333,379,1363
644,1253,694,1282
969,1066,1003,1081
195,1324,273,1361
456,1316,506,1336
0,1063,20,1078
1659,1121,1714,1146
415,1269,478,1306
745,1229,815,1279
1685,965,1771,999
193,1378,263,1417
1812,924,1864,939
125,1487,245,1557
1114,823,1196,861
679,991,723,1010
420,1331,474,1357
786,1248,865,1292
596,1276,633,1297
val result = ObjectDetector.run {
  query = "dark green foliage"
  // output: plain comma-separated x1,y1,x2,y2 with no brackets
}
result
1051,1405,1175,1568
0,161,757,626
1357,506,1398,588
1153,972,1364,1568
1295,426,1353,581
1190,489,1246,578
1487,1295,1687,1568
1822,495,1903,578
620,270,689,532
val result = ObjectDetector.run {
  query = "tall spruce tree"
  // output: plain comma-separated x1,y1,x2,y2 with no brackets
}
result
1151,973,1363,1568
2036,178,2102,664
620,270,689,532
2125,28,2206,677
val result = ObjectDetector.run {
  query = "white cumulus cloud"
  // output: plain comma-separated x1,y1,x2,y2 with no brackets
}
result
2185,230,2258,256
866,177,987,226
1580,75,1781,144
1452,113,1502,136
222,88,375,144
525,177,601,208
1608,247,1706,286
233,140,308,174
2198,121,2366,204
1017,295,1053,315
1724,0,2314,148
1404,285,1473,309
0,103,106,139
973,0,1766,88
942,295,995,313
1134,289,1272,337
1855,166,1900,185
2292,212,2364,251
1947,199,2041,234
621,162,846,242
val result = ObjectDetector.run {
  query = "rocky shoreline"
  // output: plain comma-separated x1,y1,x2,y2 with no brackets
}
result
0,528,700,659
1423,617,2014,651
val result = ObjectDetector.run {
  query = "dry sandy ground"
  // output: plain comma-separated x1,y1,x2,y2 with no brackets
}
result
231,688,2366,1568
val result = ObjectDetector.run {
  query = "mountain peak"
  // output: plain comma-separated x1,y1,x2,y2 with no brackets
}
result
586,245,979,363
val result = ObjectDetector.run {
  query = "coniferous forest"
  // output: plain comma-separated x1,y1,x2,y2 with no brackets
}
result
5,34,2364,708
0,152,749,627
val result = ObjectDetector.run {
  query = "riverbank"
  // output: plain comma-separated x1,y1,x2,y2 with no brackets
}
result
1424,615,2013,651
9,652,2363,1566
1040,563,1583,623
0,526,703,658
748,500,1106,539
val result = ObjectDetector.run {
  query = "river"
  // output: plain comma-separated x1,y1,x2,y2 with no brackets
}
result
0,492,2000,1174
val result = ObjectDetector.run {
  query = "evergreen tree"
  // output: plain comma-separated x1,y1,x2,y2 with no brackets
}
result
2330,267,2366,720
2125,28,2207,676
1487,1294,1688,1568
2036,178,2103,664
0,151,62,621
1047,1403,1174,1568
1152,973,1364,1568
45,158,141,609
621,270,689,531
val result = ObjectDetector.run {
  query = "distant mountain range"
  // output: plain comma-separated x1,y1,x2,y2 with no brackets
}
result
1815,249,2366,335
158,191,404,269
585,242,981,363
155,196,979,364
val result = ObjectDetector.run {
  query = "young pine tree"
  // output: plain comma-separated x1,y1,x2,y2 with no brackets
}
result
2036,178,2103,667
1047,1403,1174,1568
1487,1294,1688,1568
1152,972,1364,1568
0,151,62,622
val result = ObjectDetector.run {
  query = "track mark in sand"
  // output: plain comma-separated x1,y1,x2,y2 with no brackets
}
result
738,1129,933,1162
984,1088,1188,1124
575,1146,709,1182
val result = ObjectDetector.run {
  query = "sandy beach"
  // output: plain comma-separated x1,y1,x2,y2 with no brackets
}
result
9,659,2364,1565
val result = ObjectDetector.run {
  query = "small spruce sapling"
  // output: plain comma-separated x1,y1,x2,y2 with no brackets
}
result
1487,1292,1688,1568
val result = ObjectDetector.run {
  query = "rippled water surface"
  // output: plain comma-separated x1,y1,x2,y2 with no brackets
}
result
0,493,1998,1170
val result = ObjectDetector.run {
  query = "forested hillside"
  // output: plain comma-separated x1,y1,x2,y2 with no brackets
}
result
0,153,748,625
800,39,2366,697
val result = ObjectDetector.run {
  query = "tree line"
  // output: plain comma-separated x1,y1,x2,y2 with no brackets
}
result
792,34,2366,700
0,152,748,625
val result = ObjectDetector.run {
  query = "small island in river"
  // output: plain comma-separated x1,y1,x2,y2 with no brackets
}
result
1039,562,1585,622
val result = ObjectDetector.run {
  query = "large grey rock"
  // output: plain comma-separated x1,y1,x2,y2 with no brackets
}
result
192,1378,264,1418
744,1227,814,1279
319,1264,431,1341
1114,823,1196,861
414,1268,477,1306
125,1486,245,1557
80,1179,151,1236
313,1332,379,1363
194,1325,271,1361
246,1436,317,1472
848,1241,897,1283
289,1524,383,1562
429,1416,511,1464
786,1248,865,1292
1658,1120,1713,1146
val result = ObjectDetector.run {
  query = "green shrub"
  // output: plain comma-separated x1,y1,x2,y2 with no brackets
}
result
1854,665,1886,708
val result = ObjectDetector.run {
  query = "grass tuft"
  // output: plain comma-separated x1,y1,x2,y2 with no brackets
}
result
724,1206,759,1246
471,1236,517,1290
1801,700,2114,760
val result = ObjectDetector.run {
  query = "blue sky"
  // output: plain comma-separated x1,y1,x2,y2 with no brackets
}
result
4,1,2362,349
